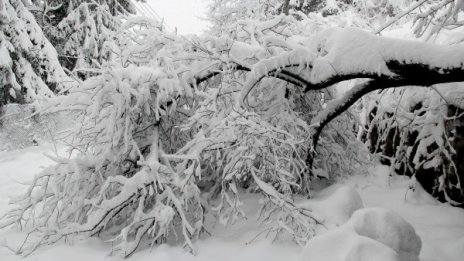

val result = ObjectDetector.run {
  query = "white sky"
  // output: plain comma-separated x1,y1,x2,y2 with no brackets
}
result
144,0,210,35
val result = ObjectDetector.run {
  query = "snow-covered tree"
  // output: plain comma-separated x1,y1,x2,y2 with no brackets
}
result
0,0,143,105
410,0,464,39
0,0,75,106
374,0,464,40
27,0,140,80
2,0,464,257
205,0,410,33
363,0,464,206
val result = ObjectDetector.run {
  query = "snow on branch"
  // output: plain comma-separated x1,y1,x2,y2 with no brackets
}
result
4,12,464,256
240,27,464,106
235,28,464,155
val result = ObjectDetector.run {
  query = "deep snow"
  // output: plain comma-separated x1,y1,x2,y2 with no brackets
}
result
0,146,463,261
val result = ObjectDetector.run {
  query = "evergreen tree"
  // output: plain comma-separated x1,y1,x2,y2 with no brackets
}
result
29,0,141,80
0,0,75,106
0,0,142,106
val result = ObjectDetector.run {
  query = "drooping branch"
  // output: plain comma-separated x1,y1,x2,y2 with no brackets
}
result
238,27,464,105
305,62,464,169
184,28,464,173
312,61,464,144
185,28,464,154
223,27,464,171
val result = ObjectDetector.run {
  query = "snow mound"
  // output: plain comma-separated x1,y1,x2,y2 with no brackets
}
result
300,208,422,261
299,185,364,228
300,229,399,261
349,208,422,260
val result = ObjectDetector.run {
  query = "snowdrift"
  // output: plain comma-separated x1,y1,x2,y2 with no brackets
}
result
300,208,422,261
298,185,364,228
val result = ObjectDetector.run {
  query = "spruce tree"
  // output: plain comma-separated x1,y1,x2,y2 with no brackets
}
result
0,0,74,106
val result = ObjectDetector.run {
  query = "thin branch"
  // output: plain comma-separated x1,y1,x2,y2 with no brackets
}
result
374,0,428,35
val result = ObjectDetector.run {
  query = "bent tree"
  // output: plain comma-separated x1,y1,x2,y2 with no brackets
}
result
2,10,464,259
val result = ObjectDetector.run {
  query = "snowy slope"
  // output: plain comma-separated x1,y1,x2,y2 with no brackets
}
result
0,146,463,261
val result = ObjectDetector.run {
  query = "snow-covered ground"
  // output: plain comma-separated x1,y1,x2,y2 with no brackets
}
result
0,145,463,261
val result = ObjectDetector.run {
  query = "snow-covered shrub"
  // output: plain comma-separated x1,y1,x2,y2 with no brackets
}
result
0,13,371,256
205,0,375,33
361,86,464,206
181,93,317,244
6,0,464,256
0,66,206,257
411,0,464,40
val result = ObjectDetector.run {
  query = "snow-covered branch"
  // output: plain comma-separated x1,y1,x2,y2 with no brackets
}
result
3,5,464,256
